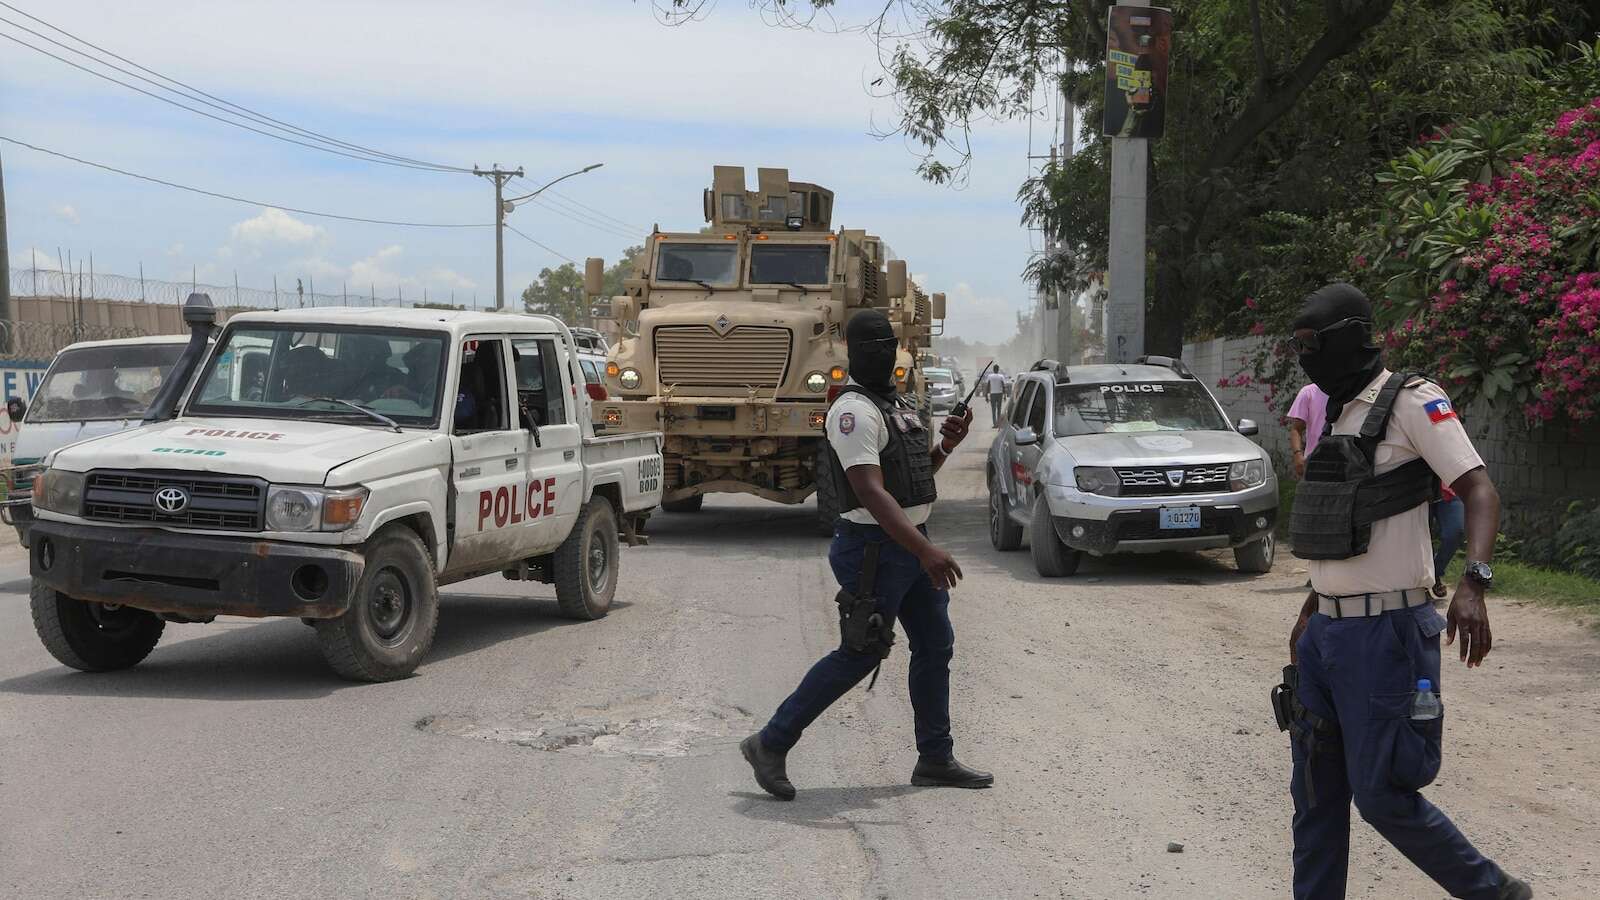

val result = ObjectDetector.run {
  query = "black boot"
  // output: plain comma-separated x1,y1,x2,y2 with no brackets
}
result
911,756,994,788
740,733,795,800
1498,875,1533,900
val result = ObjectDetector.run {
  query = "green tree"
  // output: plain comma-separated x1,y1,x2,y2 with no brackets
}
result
600,244,647,298
522,263,588,325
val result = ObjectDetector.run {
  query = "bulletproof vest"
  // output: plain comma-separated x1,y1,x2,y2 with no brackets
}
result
824,386,938,513
1290,373,1441,560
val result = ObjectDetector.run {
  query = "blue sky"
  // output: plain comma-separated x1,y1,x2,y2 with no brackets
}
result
1,0,1048,342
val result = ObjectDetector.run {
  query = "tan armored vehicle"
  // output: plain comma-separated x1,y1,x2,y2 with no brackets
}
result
583,166,946,528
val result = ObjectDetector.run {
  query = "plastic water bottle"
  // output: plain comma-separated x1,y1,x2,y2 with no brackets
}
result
1411,678,1442,721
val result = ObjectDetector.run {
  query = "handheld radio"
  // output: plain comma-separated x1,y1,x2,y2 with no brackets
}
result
949,362,997,420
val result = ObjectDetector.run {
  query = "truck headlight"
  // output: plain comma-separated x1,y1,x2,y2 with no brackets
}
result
32,469,86,514
805,371,828,393
1074,466,1120,497
618,367,642,390
267,485,368,532
1229,459,1267,491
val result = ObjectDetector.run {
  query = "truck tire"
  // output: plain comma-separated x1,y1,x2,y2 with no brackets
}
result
30,580,165,672
315,526,439,682
1030,497,1081,577
814,444,841,536
989,478,1023,552
554,497,619,620
662,495,704,514
1234,533,1276,574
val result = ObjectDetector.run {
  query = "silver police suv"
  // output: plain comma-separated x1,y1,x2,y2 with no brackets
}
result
986,356,1278,577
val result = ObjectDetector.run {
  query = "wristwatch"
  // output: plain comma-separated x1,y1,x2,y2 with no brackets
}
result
1464,560,1494,590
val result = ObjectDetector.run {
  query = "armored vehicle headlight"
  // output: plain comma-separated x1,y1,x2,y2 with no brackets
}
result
1229,459,1267,491
33,469,85,515
618,368,642,390
1073,466,1120,497
805,371,828,393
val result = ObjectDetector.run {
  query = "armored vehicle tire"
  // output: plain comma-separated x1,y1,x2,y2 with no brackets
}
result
1234,533,1276,575
30,580,165,672
988,475,1023,552
315,526,439,682
554,497,618,620
1030,498,1081,577
662,495,704,514
814,444,842,536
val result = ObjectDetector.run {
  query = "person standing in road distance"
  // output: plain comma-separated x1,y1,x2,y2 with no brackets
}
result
1284,283,1532,900
1286,382,1330,480
740,309,992,801
984,365,1007,427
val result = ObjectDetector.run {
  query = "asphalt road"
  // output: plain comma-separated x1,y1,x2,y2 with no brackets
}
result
2,419,1597,899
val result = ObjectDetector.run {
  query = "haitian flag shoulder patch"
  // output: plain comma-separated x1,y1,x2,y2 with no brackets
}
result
1424,397,1457,424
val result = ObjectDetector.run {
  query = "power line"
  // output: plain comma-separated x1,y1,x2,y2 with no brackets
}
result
0,3,471,174
545,188,647,234
524,195,640,241
506,225,575,264
0,135,490,228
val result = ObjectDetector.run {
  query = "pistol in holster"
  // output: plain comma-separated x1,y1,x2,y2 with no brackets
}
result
836,541,895,659
1271,665,1298,733
1272,663,1342,807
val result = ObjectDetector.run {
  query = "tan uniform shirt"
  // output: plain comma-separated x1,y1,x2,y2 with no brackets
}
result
1308,370,1484,596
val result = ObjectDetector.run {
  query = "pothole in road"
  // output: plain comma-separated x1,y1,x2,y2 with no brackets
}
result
415,694,754,758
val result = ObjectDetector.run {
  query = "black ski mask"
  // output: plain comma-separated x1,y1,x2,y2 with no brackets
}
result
1292,283,1385,408
845,310,899,397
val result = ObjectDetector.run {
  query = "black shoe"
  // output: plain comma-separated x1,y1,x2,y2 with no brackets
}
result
911,756,994,788
740,733,795,801
1498,875,1533,900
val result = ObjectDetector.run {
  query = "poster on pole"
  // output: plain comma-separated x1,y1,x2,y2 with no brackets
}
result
1102,6,1174,139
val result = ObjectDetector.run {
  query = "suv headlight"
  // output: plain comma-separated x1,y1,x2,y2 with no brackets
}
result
1229,459,1267,491
32,469,86,514
1074,466,1120,497
266,485,369,532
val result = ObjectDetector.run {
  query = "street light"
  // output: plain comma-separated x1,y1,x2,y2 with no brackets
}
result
478,162,603,310
504,162,603,210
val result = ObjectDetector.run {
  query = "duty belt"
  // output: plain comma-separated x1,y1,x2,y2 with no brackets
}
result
1316,588,1431,619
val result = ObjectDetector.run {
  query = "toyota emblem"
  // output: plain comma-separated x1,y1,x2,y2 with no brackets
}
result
153,486,190,514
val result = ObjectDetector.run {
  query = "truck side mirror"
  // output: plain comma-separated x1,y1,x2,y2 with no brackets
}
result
6,397,25,421
612,296,639,322
584,258,605,298
931,292,946,320
886,260,908,299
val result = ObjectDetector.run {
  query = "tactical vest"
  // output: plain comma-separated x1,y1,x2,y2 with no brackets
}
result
824,386,938,513
1290,373,1441,560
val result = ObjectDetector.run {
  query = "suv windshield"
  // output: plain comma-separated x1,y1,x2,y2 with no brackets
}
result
924,368,954,385
27,343,185,422
750,244,830,285
188,325,447,427
656,243,738,285
1054,382,1228,436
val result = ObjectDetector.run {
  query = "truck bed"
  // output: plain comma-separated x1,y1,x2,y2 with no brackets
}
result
583,431,665,514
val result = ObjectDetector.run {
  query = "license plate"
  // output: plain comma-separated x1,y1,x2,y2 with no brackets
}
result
1159,506,1201,530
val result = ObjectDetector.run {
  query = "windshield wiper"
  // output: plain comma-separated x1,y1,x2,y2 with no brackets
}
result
691,279,715,292
296,397,401,433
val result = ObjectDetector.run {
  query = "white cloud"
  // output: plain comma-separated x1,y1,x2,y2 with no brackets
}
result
941,282,1025,345
230,208,326,246
165,242,186,257
425,267,477,292
55,204,79,225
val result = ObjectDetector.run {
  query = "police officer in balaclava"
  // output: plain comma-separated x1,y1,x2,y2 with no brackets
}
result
740,309,992,800
1283,284,1529,900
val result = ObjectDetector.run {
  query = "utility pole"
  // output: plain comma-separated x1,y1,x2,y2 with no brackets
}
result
474,164,524,310
1054,97,1077,366
1107,0,1152,363
0,147,10,342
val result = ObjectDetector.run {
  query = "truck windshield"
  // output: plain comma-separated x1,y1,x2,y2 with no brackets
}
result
27,343,185,422
188,325,448,427
655,243,738,285
750,244,830,285
1054,382,1228,436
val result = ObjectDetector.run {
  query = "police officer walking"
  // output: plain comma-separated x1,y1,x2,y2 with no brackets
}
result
1285,284,1531,899
740,309,992,800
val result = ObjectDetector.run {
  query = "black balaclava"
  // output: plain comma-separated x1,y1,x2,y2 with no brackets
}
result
1292,282,1385,410
845,310,898,397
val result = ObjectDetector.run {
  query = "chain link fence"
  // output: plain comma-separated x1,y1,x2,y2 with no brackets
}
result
0,320,159,362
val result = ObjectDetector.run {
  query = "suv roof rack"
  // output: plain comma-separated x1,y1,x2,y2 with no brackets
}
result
1135,355,1194,379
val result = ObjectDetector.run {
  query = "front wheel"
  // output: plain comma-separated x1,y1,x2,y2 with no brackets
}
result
554,497,619,620
1030,498,1081,577
1234,533,1276,574
315,526,439,682
30,580,165,672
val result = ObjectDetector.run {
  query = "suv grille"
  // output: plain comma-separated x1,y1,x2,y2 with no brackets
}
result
654,325,792,388
84,470,267,531
1115,463,1232,496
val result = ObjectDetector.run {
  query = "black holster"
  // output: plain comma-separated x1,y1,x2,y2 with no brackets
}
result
836,541,895,660
1275,664,1342,807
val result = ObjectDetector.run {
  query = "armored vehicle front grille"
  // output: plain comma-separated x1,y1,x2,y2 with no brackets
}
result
1115,463,1233,496
654,325,792,388
83,470,266,531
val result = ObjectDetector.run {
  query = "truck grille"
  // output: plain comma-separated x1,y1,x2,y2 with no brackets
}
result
654,325,792,388
1115,463,1233,496
83,470,267,531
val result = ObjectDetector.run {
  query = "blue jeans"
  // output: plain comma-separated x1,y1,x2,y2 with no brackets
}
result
1291,604,1505,899
1432,497,1466,583
759,521,955,759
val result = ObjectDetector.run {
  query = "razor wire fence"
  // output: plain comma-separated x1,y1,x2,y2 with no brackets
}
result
9,266,477,310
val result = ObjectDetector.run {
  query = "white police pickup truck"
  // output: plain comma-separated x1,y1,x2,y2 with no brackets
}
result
27,297,663,681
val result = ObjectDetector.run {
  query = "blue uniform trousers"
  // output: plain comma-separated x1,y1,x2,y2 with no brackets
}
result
1291,603,1505,899
759,521,955,760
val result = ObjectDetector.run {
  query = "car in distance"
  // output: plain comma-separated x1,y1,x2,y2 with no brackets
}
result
925,367,959,414
987,356,1277,577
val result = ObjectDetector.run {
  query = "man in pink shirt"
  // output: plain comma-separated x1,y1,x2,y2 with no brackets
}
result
1287,383,1329,479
